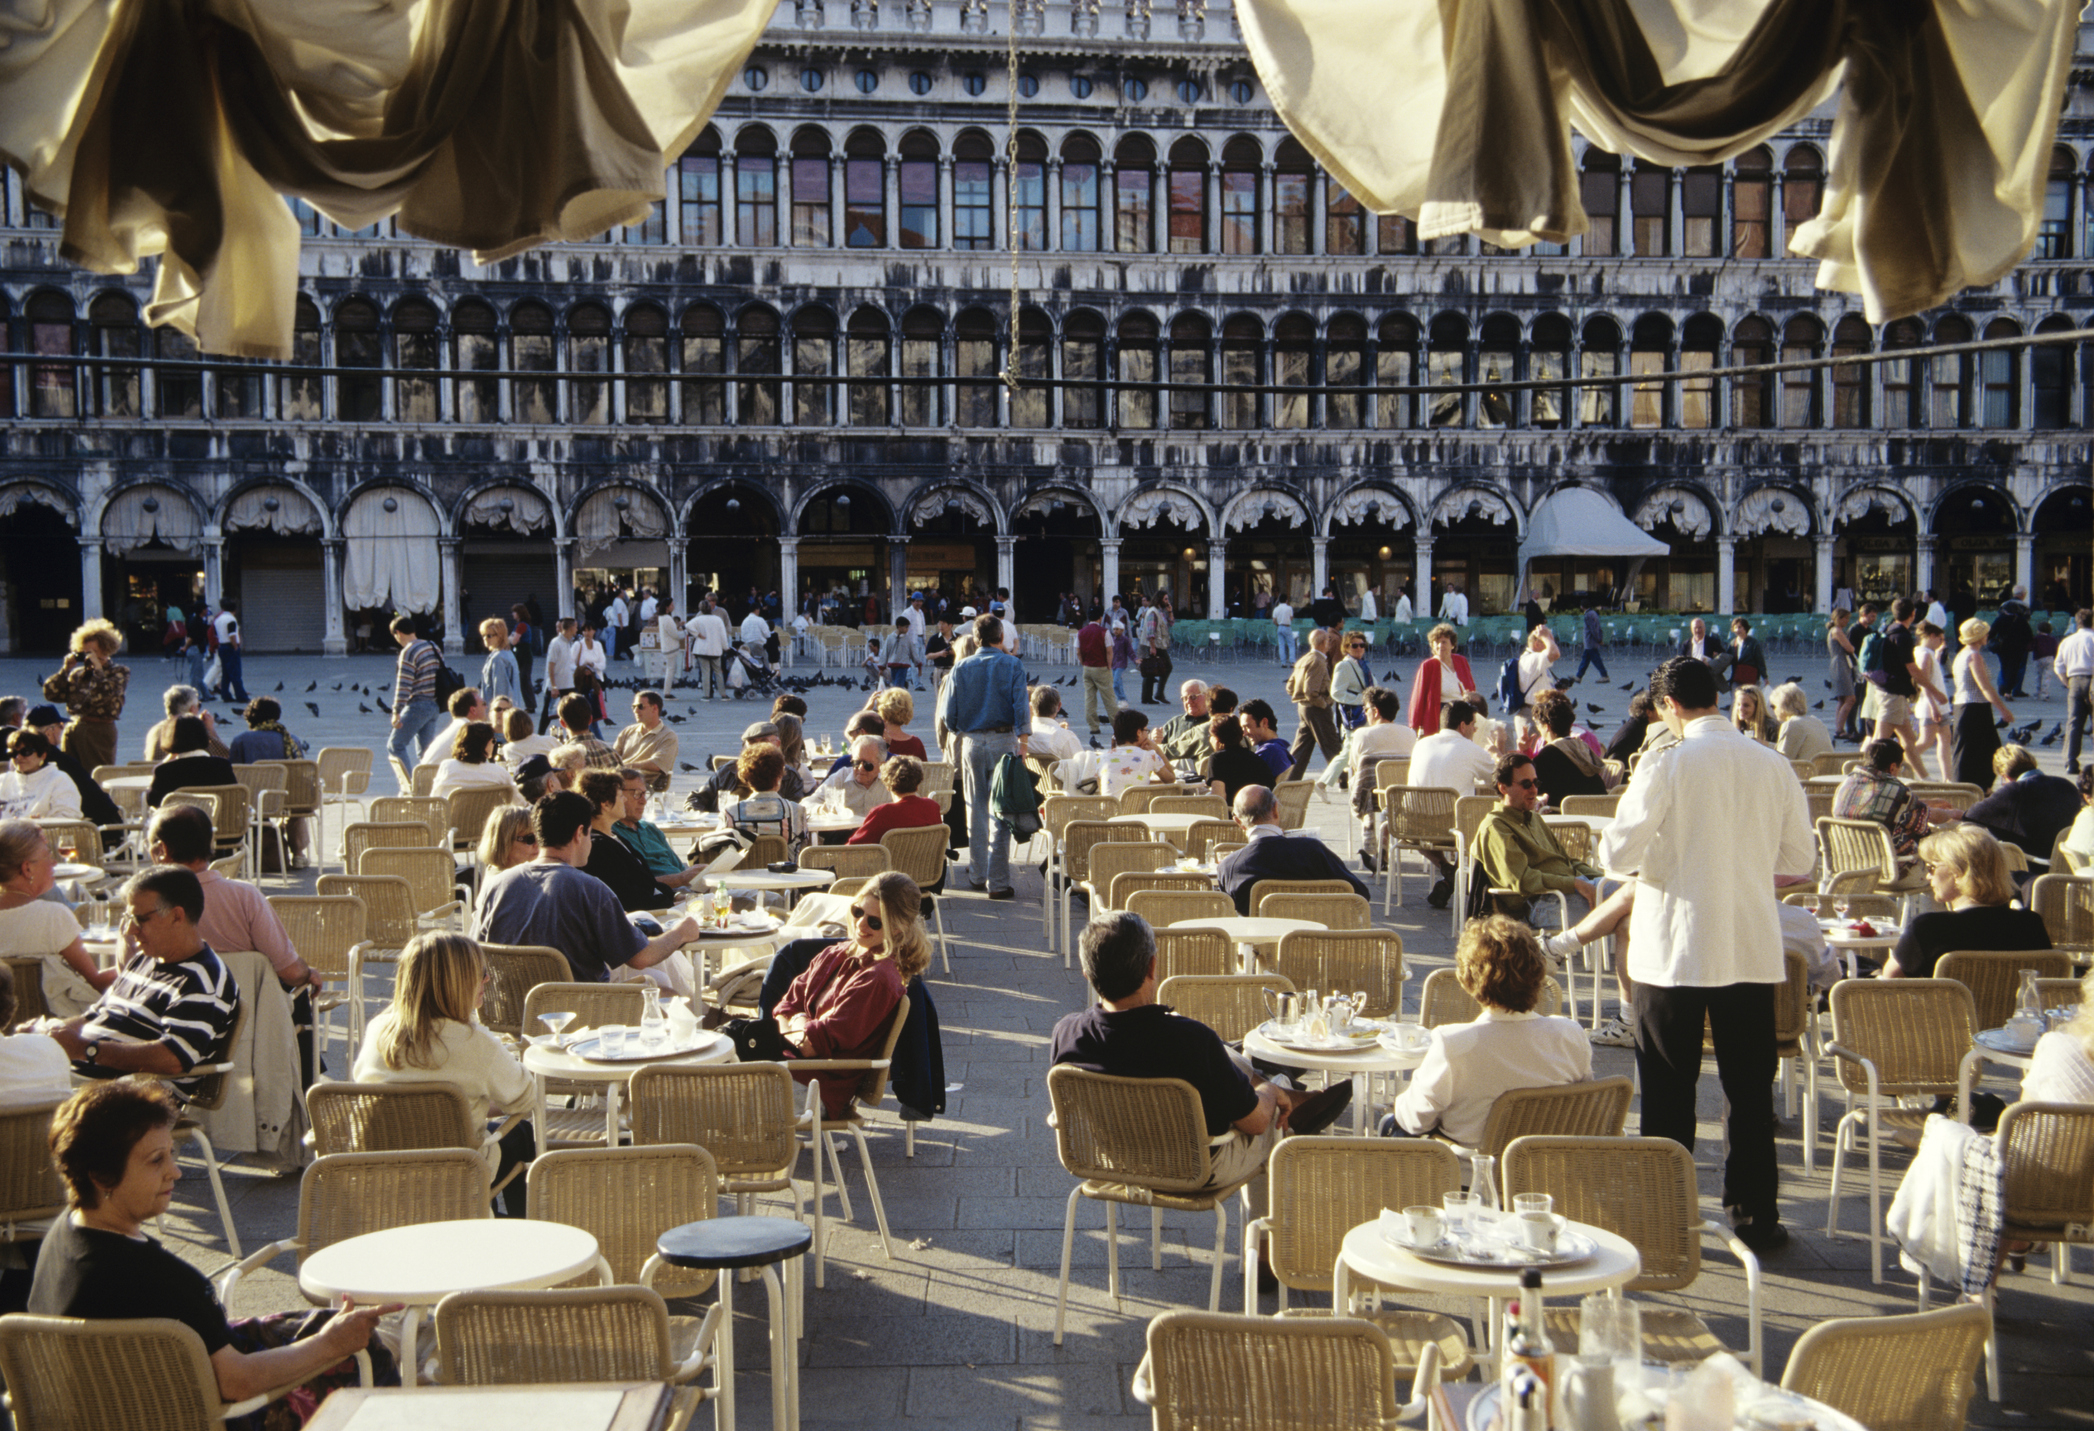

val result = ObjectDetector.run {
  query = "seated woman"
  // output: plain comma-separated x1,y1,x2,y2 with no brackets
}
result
719,871,927,1118
1528,691,1609,805
498,707,556,772
1771,682,1833,763
873,688,928,760
431,721,518,800
848,755,944,845
1731,685,1778,745
145,716,236,808
1882,825,2050,979
576,770,674,910
2023,968,2094,1103
2060,768,2094,868
29,1080,399,1403
0,731,82,821
1382,915,1591,1145
0,819,112,1018
773,713,817,794
1099,708,1170,798
0,960,73,1107
473,805,537,915
1199,715,1274,805
725,745,810,858
225,696,306,764
351,933,534,1216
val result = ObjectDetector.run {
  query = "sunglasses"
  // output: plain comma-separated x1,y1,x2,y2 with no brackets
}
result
1509,777,1540,789
852,904,884,931
852,759,879,772
513,834,539,846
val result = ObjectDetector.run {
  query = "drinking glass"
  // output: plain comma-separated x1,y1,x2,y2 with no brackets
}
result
1832,896,1851,924
1578,1294,1643,1393
539,1010,575,1042
599,1026,629,1058
1512,1192,1553,1219
1442,1191,1480,1241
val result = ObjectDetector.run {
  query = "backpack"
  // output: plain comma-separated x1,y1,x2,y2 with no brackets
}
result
1988,605,2031,656
1494,655,1525,715
1856,629,1888,687
432,649,467,705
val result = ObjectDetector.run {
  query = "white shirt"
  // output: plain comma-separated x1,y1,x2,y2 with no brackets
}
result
417,716,469,767
1438,590,1469,625
686,611,730,658
353,1016,534,1169
608,596,628,627
639,596,658,624
1271,601,1294,627
2055,627,2094,680
1925,600,1949,630
657,613,683,652
1407,729,1494,793
544,634,580,689
214,609,240,648
1393,594,1414,624
431,759,519,801
1516,648,1554,702
575,640,607,680
1359,591,1378,622
1030,715,1084,761
501,733,556,770
1597,716,1815,988
1347,720,1416,783
901,606,927,639
0,763,80,820
0,1035,72,1109
1389,1008,1592,1146
740,612,770,646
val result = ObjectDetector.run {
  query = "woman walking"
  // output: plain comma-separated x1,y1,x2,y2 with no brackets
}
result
1949,617,2014,789
42,618,128,772
1826,608,1859,742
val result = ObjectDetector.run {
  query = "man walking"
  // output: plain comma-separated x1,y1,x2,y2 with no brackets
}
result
2055,608,2094,775
1137,594,1168,705
938,613,1029,899
387,615,445,788
212,600,249,702
1076,610,1115,745
1284,628,1342,780
1990,585,2035,698
1874,598,1941,777
686,599,730,700
1597,656,1814,1253
1271,592,1296,666
1574,603,1608,684
541,616,580,729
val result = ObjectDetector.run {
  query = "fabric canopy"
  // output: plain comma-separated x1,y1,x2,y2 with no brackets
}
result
101,484,201,554
1517,488,1668,587
1238,0,2080,322
342,489,440,613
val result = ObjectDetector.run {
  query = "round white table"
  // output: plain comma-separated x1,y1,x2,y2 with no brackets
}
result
806,809,864,834
1242,1025,1429,1134
1973,1026,2041,1073
1819,919,1901,978
298,1218,604,1386
719,868,837,895
1541,813,1613,836
1108,811,1215,850
102,774,153,793
1168,915,1325,974
52,862,104,885
523,1029,735,1157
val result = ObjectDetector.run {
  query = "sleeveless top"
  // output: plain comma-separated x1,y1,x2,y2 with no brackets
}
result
1952,647,1985,706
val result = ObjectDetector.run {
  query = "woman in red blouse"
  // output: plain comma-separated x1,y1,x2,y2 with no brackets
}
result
1407,623,1477,735
873,688,928,759
719,872,930,1116
846,756,945,845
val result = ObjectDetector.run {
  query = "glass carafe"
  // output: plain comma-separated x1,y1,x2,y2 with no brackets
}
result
1471,1154,1500,1213
640,985,668,1050
2018,968,2044,1023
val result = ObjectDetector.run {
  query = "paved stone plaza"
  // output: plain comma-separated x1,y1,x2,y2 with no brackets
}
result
14,644,2089,1430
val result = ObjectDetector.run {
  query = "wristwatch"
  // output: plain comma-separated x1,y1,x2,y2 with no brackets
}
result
82,1040,102,1065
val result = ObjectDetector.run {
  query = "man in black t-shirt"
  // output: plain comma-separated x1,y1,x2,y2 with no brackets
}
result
1872,598,1941,776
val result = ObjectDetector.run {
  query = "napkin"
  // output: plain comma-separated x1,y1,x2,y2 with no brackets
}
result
666,996,699,1041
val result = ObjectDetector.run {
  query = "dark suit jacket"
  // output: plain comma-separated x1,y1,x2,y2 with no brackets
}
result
1964,774,2081,864
1532,743,1607,805
1675,636,1734,675
146,754,237,808
1217,830,1370,914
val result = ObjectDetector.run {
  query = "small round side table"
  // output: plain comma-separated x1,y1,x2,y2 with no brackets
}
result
657,1215,813,1431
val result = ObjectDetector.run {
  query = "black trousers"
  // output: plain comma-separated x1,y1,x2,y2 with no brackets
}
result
1632,980,1780,1224
494,1120,536,1217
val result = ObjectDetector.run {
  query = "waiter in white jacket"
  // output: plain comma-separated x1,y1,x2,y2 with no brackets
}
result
1596,655,1814,1254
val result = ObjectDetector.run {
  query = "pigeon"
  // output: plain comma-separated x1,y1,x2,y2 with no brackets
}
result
273,682,283,692
304,702,321,718
376,696,391,713
358,703,371,714
679,762,702,773
331,682,343,691
1619,682,1635,691
1784,677,1802,687
1586,703,1603,715
305,681,317,692
1812,700,1825,710
2040,722,2063,746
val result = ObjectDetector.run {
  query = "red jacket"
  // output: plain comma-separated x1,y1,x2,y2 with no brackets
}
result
1077,622,1109,668
847,794,945,845
773,943,905,1116
1406,653,1476,734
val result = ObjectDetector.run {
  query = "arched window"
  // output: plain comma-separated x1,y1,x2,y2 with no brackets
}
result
1830,315,1870,428
1115,135,1155,253
625,305,669,423
1580,151,1619,256
1169,313,1212,430
1272,313,1312,429
1732,147,1771,257
899,131,939,248
1578,315,1619,426
1326,313,1367,427
1222,136,1261,255
89,292,140,417
392,299,439,422
25,293,75,419
1427,312,1468,427
1478,313,1518,428
452,299,498,423
846,307,889,426
1630,161,1668,256
1275,139,1315,256
1118,313,1159,429
334,298,381,422
156,327,203,419
1376,314,1418,429
1681,165,1720,257
1931,315,1972,428
1530,314,1570,429
281,297,322,420
567,303,611,424
900,306,942,426
955,307,999,427
2033,313,2076,427
1629,313,1672,429
1168,138,1207,253
1061,135,1101,251
954,131,995,250
1881,319,1923,428
679,128,722,245
843,130,885,247
790,128,831,247
1680,314,1722,429
1012,308,1052,427
1220,313,1262,429
1783,146,1824,232
736,306,780,424
2040,145,2074,259
1014,131,1048,250
680,305,725,424
1780,315,1822,428
1981,317,2020,428
625,198,665,245
1327,182,1364,256
735,128,777,246
1062,310,1105,429
1731,315,1772,426
792,307,836,425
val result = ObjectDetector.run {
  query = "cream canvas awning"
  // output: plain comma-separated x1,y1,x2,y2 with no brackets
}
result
102,485,201,555
1517,487,1668,596
342,489,440,613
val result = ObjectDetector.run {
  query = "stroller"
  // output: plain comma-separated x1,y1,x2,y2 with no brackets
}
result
725,641,780,700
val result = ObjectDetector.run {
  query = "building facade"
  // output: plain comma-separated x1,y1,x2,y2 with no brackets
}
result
2,0,2090,654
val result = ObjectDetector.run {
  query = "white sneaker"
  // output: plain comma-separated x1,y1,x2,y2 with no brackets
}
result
1588,1016,1635,1049
1542,929,1582,960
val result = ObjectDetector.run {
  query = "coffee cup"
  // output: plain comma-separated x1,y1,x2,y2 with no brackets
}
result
1518,1210,1560,1254
1404,1205,1444,1247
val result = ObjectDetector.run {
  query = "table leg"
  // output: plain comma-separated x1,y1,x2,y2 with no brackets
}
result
395,1305,424,1389
760,1263,795,1431
605,1079,623,1147
715,1267,737,1431
532,1074,550,1161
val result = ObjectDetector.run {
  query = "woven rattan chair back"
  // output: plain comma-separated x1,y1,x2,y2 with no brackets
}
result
1272,781,1315,831
1549,820,1596,866
316,746,372,797
343,821,437,870
262,759,323,817
1152,928,1236,982
1779,1302,1991,1431
2030,873,2094,958
1088,841,1178,902
410,765,440,798
1247,879,1357,913
1935,949,2074,1031
1272,930,1405,1018
1817,817,1895,890
1062,820,1148,885
1372,759,1413,800
478,944,570,1038
1121,784,1201,815
1475,1078,1635,1159
157,790,221,838
1141,1311,1400,1431
1996,1101,2094,1240
878,825,948,893
1451,795,1496,855
169,784,251,842
304,1081,478,1156
1265,1136,1460,1293
314,874,419,948
527,1144,719,1298
1501,1136,1700,1291
371,796,451,844
446,786,522,852
231,766,286,814
1558,793,1622,819
1826,979,1976,1097
523,982,645,1036
356,846,459,916
1151,795,1231,820
265,895,366,983
1810,752,1853,779
1909,782,1985,812
1045,1065,1213,1195
797,844,889,880
1,958,44,1025
33,820,101,867
434,1285,679,1386
1806,791,1837,826
850,993,911,1111
1183,818,1240,862
2035,976,2085,1007
1110,871,1215,908
296,1149,492,1271
1126,889,1237,927
1418,967,1562,1025
1387,785,1459,848
1044,795,1118,845
629,1062,799,1180
0,1101,66,1237
1156,974,1293,1045
0,1314,247,1431
916,762,956,794
744,833,791,868
1259,892,1372,930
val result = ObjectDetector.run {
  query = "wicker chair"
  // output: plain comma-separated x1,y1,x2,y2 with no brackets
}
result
1122,783,1202,815
794,993,909,1288
1244,1137,1474,1379
629,1062,803,1219
1059,820,1149,964
1982,1101,2094,1398
2028,873,2094,962
525,1143,723,1307
1182,818,1240,863
1043,795,1119,946
1780,1302,1991,1431
1259,892,1372,931
264,894,368,1067
1417,967,1563,1026
434,1284,719,1390
1,957,44,1026
446,785,522,855
743,833,790,868
1109,870,1215,908
1381,786,1458,915
341,820,438,872
316,746,373,829
1126,889,1237,929
1810,752,1853,779
1151,795,1230,820
1246,878,1357,914
1130,1310,1425,1431
522,983,647,1150
1440,1078,1634,1200
356,846,467,929
477,943,570,1039
1047,1066,1258,1344
1823,978,1981,1283
1815,816,1896,895
1086,840,1178,912
1272,781,1315,831
162,786,253,880
34,818,102,868
0,1314,309,1430
1935,949,2074,1031
879,825,951,974
259,758,322,864
1156,974,1293,1045
371,795,452,847
314,873,422,1055
0,1101,65,1246
798,844,888,888
1152,928,1237,982
1502,1135,1764,1375
230,766,288,882
1557,793,1622,819
1271,930,1404,1019
154,993,249,1256
408,764,439,798
304,1080,522,1204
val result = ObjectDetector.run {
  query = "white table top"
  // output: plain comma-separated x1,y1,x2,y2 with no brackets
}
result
1243,1025,1429,1075
1541,813,1613,834
299,1218,601,1306
1819,920,1901,947
805,809,864,832
1337,1217,1640,1300
52,863,103,882
718,868,836,891
652,816,717,835
522,1030,733,1083
1974,1027,2040,1068
102,775,153,791
1167,915,1323,944
1109,812,1214,833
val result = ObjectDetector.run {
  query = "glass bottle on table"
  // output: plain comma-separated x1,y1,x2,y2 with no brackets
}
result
1501,1269,1557,1427
639,985,668,1051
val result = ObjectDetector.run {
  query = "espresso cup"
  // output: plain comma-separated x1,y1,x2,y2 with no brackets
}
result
1405,1205,1445,1246
1518,1210,1560,1254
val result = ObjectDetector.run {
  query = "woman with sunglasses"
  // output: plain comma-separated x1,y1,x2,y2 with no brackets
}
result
0,730,82,821
720,871,929,1118
1330,632,1373,734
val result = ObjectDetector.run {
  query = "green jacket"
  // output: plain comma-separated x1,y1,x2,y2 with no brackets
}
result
1155,710,1209,762
1474,805,1601,901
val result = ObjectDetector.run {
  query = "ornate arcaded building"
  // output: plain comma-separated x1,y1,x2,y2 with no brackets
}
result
1,0,2090,654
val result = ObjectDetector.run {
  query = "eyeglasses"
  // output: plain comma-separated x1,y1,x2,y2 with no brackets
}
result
512,834,538,846
120,905,175,931
852,904,884,931
7,751,32,761
1509,778,1540,789
852,759,879,772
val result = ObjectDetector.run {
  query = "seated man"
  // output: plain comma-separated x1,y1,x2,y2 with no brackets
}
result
473,792,701,983
146,716,236,809
1343,687,1416,868
547,693,620,777
1050,912,1350,1216
1027,685,1085,763
416,687,487,770
44,866,238,1096
1406,698,1497,908
1963,744,2080,866
146,805,313,992
613,690,678,793
516,754,565,803
609,768,705,889
824,735,895,822
1216,784,1370,915
694,721,813,812
1152,680,1214,763
848,755,944,845
1238,700,1294,782
1832,738,1951,874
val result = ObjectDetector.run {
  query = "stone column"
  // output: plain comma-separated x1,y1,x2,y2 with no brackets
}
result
1046,158,1062,249
79,539,104,623
321,539,347,655
938,155,955,250
1814,534,1836,614
1914,534,1936,595
774,160,790,249
555,539,577,621
1415,536,1435,615
1311,171,1328,255
828,154,844,246
1716,536,1736,615
721,153,738,243
1101,536,1122,603
1151,163,1169,253
1259,163,1275,255
2015,532,2035,598
776,538,797,620
992,158,1009,249
203,537,224,610
995,535,1016,595
1205,163,1221,252
887,537,910,618
439,537,464,656
1207,538,1227,618
882,155,898,248
667,536,689,613
1311,535,1329,596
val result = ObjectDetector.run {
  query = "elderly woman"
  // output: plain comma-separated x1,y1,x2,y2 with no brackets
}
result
0,731,82,821
1730,684,1777,744
873,688,928,759
1407,623,1476,735
1382,915,1591,1144
431,721,517,800
144,685,226,761
226,696,306,764
847,755,943,845
41,618,128,772
726,745,811,857
1771,682,1833,762
479,618,524,712
576,769,674,910
0,819,110,1018
719,871,928,1118
1882,825,2050,979
353,933,534,1214
1950,616,2014,789
29,1081,399,1401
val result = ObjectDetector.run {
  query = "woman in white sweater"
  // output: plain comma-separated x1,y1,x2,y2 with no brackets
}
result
0,731,81,821
0,819,110,1018
2022,969,2094,1106
352,933,534,1214
431,722,519,801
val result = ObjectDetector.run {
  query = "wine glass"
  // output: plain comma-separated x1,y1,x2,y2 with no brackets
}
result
539,1010,576,1045
1832,895,1851,926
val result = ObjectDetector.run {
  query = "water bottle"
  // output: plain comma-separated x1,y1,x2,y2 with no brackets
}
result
640,985,669,1051
1472,1154,1500,1213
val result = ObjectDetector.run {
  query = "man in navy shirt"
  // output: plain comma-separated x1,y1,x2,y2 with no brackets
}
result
936,614,1030,898
1239,700,1293,781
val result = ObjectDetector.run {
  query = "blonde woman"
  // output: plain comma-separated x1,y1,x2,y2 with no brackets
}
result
42,618,128,772
1406,624,1475,734
1730,685,1777,744
1771,682,1833,762
1826,609,1859,742
719,870,927,1118
0,820,110,1018
478,618,523,711
1882,825,2049,979
351,932,534,1214
1913,621,1953,782
498,707,555,771
872,687,928,759
1950,616,2014,789
2023,968,2094,1104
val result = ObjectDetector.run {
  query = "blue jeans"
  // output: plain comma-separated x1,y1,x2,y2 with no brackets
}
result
1277,626,1297,665
387,698,444,778
215,646,248,701
1574,647,1609,682
1111,668,1128,706
961,730,1016,891
185,646,205,689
